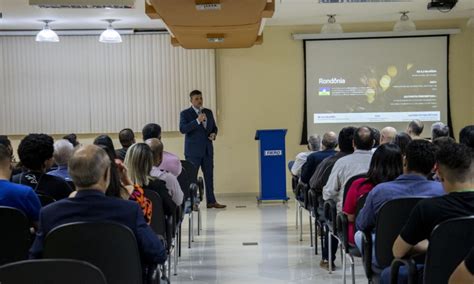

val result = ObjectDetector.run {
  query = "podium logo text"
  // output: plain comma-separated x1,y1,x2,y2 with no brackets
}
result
264,150,283,156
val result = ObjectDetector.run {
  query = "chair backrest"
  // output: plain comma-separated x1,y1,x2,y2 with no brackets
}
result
423,216,474,284
37,194,56,207
342,173,367,206
374,197,424,267
177,166,191,202
180,160,198,184
143,189,166,238
44,222,142,284
0,207,31,265
0,259,107,284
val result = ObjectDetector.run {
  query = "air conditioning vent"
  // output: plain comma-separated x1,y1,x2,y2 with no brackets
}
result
29,0,135,8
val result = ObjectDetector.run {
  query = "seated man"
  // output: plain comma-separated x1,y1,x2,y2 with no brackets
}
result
300,132,338,184
146,138,184,206
48,139,74,182
381,141,474,283
459,125,474,149
323,126,375,211
406,119,424,140
30,145,167,265
12,134,72,200
355,139,445,261
116,128,135,161
379,126,397,145
431,122,449,141
142,123,182,177
0,145,41,226
290,134,321,177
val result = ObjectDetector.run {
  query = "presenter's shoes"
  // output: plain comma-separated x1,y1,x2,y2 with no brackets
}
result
206,202,227,209
319,259,336,271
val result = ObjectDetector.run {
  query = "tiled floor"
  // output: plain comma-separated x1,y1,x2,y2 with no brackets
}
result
172,194,367,284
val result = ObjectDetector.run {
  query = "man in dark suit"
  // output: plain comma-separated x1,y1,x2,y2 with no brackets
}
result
179,90,226,209
30,145,167,265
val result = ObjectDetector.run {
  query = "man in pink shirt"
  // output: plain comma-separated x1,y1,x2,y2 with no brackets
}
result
142,123,182,177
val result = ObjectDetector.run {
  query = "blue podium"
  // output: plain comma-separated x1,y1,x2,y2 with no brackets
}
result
255,129,289,203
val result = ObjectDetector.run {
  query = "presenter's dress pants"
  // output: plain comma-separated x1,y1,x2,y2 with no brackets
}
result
186,155,216,204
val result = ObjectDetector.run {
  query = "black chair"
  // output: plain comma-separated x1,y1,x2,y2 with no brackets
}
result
308,188,325,255
0,259,107,284
180,160,202,245
337,193,369,284
144,189,176,279
361,197,424,283
43,222,158,284
391,216,474,284
37,194,56,207
323,174,366,273
0,207,31,266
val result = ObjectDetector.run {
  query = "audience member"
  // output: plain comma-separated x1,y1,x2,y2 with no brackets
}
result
406,119,424,139
392,132,412,156
371,127,381,148
379,126,397,145
12,134,72,200
309,127,356,194
146,138,184,206
48,139,74,182
93,135,152,223
142,123,182,177
355,139,445,257
300,132,337,184
319,126,373,269
459,125,474,149
125,143,177,217
0,135,20,176
116,128,135,161
382,141,474,283
290,134,321,177
63,133,80,147
343,143,402,245
29,145,167,265
431,122,450,141
0,144,41,225
323,126,375,211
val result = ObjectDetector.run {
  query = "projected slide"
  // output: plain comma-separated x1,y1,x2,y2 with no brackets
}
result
305,36,448,137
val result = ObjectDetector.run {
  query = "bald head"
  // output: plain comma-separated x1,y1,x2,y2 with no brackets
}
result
68,145,110,191
380,127,397,145
145,138,163,166
322,131,338,150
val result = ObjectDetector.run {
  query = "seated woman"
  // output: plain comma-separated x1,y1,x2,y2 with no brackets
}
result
125,143,177,217
343,143,403,245
93,135,152,224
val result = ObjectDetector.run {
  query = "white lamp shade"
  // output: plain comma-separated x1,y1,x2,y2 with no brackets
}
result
99,28,122,43
321,22,343,34
35,27,59,42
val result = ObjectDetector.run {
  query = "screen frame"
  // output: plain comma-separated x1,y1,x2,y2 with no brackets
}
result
300,34,453,144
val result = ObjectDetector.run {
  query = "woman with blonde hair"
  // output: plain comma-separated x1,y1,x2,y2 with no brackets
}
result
124,143,176,216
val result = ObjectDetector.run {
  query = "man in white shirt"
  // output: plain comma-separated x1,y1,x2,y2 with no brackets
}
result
323,126,375,211
290,134,321,177
146,138,184,206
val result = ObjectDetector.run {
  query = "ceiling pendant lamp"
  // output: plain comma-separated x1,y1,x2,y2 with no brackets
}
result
321,15,343,34
99,19,122,43
393,11,416,32
36,20,59,43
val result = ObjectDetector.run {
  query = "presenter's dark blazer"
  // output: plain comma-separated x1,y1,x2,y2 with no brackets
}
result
179,107,218,158
29,189,167,265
